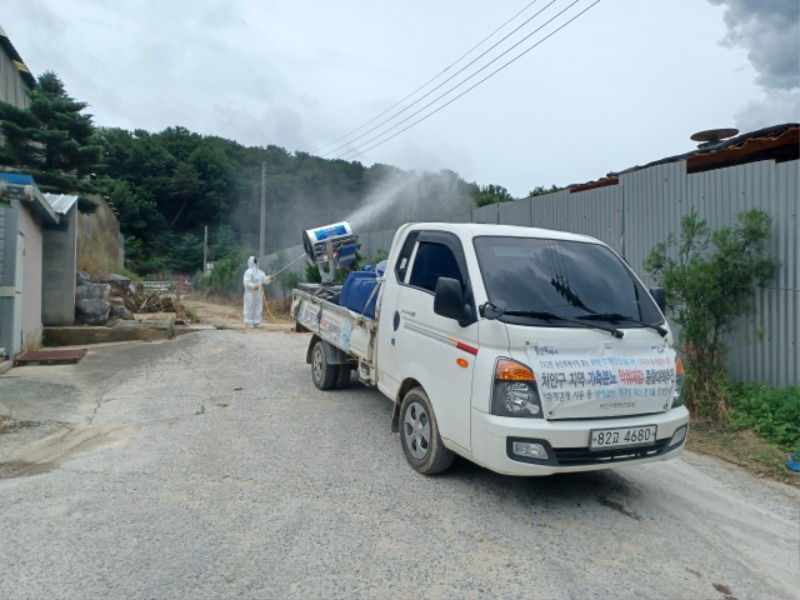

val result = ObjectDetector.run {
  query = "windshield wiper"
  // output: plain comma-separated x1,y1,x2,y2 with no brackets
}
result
481,302,623,339
577,312,667,337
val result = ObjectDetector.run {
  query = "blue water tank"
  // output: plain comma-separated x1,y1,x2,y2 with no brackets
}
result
340,271,380,318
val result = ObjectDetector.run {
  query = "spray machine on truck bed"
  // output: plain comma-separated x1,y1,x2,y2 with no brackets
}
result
291,221,689,476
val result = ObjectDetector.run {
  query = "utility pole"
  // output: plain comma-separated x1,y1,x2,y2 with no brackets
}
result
203,225,208,275
259,161,266,262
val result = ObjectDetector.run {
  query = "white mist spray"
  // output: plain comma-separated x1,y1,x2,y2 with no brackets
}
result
345,169,475,231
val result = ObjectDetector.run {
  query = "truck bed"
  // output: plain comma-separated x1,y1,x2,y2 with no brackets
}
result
291,287,378,382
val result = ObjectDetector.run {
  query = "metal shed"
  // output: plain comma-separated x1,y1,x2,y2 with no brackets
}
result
42,193,80,325
0,173,59,357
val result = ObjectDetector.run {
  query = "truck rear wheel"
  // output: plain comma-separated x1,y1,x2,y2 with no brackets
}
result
399,387,454,475
311,340,337,390
334,365,352,389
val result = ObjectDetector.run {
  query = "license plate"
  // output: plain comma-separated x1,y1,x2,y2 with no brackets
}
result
589,425,657,451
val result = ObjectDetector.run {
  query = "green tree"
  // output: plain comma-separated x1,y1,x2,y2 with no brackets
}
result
166,161,203,228
182,141,235,228
169,232,204,274
0,71,101,177
282,271,303,296
102,177,169,272
210,224,239,260
92,121,509,274
529,184,560,197
96,127,134,178
201,251,248,297
474,184,514,207
644,209,780,418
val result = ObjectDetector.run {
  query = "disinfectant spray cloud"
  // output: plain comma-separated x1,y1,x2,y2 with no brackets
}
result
345,169,476,232
249,167,477,254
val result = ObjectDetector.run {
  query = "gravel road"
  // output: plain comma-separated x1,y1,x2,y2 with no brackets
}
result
0,328,798,600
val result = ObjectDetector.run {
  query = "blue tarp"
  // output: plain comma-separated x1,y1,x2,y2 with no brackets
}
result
787,453,800,472
0,172,36,185
0,172,58,225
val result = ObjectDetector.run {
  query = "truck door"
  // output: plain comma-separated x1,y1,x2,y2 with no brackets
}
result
391,231,477,452
376,230,419,397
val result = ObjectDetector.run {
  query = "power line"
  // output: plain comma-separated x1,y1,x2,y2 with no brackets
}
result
322,0,559,158
314,0,544,156
338,0,600,161
334,0,581,159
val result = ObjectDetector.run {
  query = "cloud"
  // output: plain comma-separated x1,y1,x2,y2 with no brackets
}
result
735,89,800,131
710,0,800,91
709,0,800,128
214,104,313,150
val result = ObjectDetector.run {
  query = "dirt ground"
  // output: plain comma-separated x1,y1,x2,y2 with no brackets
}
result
182,294,294,331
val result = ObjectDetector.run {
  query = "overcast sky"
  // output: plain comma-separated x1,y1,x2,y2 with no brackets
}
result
4,0,799,197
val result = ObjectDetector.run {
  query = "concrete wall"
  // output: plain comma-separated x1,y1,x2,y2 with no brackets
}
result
77,194,123,272
17,200,43,350
42,205,77,325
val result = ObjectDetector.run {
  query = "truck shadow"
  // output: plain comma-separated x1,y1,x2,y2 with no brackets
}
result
444,456,646,520
347,385,649,520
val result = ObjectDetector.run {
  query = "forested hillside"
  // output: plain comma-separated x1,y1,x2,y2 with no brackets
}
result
97,126,481,273
1,72,517,275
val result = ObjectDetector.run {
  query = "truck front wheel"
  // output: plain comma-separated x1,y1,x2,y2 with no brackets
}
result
311,340,337,390
399,387,454,475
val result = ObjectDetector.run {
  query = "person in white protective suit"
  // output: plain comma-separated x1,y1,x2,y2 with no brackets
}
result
243,256,273,327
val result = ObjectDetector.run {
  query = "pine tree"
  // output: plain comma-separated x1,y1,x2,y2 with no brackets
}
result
0,71,101,177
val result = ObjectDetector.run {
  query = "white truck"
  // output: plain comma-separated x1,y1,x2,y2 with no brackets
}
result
291,222,689,476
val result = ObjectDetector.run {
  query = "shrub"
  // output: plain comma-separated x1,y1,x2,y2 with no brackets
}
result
645,209,780,419
196,250,247,297
728,384,800,451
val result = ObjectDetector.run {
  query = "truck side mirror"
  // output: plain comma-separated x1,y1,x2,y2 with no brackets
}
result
434,277,471,327
650,287,666,313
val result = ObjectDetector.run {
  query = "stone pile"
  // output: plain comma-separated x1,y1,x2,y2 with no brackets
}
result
74,272,176,325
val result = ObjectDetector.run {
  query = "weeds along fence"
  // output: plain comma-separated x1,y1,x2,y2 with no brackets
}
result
265,158,799,387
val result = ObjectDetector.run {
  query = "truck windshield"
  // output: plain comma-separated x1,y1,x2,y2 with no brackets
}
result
473,236,663,328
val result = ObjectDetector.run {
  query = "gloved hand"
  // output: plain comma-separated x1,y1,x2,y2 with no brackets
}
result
264,274,276,285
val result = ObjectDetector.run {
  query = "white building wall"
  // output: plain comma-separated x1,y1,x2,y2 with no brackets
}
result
17,203,43,350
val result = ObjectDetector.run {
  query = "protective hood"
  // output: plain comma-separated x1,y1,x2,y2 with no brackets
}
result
247,256,256,269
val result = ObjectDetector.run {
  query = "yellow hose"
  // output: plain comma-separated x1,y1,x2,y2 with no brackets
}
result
261,284,284,326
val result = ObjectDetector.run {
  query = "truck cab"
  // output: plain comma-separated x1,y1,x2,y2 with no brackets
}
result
375,223,689,476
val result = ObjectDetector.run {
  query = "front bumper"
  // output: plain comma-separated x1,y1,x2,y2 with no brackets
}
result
467,406,690,476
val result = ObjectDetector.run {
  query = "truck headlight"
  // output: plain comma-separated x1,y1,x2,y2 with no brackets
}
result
672,357,685,408
491,359,543,418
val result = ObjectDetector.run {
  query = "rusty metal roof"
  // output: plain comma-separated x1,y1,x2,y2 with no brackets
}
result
567,123,800,194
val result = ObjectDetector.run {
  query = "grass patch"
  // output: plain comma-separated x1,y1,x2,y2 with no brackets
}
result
688,421,799,487
727,383,800,453
185,305,200,322
684,382,800,487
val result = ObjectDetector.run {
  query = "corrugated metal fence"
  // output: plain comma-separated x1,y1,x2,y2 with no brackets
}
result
266,158,799,386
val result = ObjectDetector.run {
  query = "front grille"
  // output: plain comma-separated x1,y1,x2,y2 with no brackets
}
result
553,440,671,467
